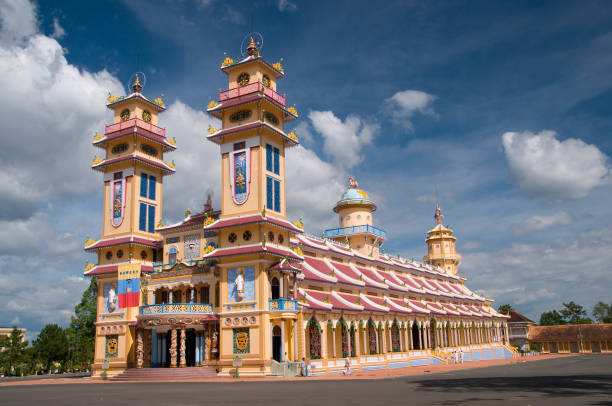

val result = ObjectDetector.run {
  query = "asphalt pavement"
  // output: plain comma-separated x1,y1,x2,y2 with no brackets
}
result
1,354,610,405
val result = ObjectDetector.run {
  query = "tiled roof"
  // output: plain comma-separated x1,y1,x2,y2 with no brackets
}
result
203,214,303,233
84,262,154,276
529,324,612,341
84,235,160,252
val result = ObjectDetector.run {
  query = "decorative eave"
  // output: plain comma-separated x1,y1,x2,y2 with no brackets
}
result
84,235,160,252
207,93,297,122
298,288,333,311
332,291,365,311
359,293,390,313
84,262,154,276
91,153,176,175
206,120,299,147
93,126,176,153
201,242,302,261
220,56,284,78
156,211,221,233
203,213,303,233
107,92,166,111
268,258,302,273
385,297,412,314
406,300,430,314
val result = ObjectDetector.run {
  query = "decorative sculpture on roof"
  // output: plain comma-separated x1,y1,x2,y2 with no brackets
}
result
434,203,444,225
349,176,359,189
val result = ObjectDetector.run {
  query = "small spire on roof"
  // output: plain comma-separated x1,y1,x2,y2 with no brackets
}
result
132,74,143,93
434,203,444,225
247,37,259,57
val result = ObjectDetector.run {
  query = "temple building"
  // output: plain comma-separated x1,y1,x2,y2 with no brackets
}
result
84,38,514,377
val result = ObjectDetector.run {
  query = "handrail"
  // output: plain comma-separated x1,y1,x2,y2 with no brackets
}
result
269,298,298,311
140,302,213,315
105,118,166,138
324,224,387,239
218,81,286,107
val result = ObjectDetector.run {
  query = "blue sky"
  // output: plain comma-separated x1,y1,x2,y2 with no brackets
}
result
0,0,611,339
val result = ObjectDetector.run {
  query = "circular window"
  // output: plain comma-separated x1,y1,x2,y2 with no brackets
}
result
116,249,124,259
238,73,250,86
105,251,112,260
243,230,252,241
278,234,284,244
228,233,237,243
111,143,128,154
140,250,148,260
120,109,130,121
263,112,279,125
268,231,274,242
230,110,252,122
262,75,271,88
142,110,151,122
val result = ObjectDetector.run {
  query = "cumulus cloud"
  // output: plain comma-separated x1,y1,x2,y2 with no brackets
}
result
386,89,437,130
0,0,37,45
308,110,378,170
511,210,572,235
502,130,611,199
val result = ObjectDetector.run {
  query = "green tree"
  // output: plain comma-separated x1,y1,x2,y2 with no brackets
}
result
539,310,565,325
592,301,612,323
0,327,28,376
66,278,97,371
33,324,68,373
560,301,588,324
497,304,514,315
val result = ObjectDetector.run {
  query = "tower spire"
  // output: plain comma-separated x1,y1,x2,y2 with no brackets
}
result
434,202,443,225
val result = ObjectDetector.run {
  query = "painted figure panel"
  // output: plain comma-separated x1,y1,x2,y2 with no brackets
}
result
103,283,117,313
308,319,321,360
183,234,200,259
233,328,250,354
228,266,254,302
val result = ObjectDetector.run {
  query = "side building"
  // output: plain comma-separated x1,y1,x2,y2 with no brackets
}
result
85,39,514,377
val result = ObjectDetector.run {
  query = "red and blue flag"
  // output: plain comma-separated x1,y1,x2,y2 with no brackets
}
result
117,263,141,308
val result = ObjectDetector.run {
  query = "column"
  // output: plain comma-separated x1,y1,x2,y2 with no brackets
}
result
347,326,352,358
381,325,386,353
321,323,328,360
417,325,422,350
144,330,152,367
409,324,414,350
375,326,380,354
136,329,144,368
426,325,431,349
388,324,393,352
354,325,361,356
332,327,336,358
180,327,186,367
363,325,368,355
170,328,177,368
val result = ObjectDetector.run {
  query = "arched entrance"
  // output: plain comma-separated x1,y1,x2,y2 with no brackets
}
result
350,323,356,357
367,320,377,354
412,322,421,350
391,320,401,352
429,319,437,349
307,318,321,359
271,277,280,300
272,325,282,362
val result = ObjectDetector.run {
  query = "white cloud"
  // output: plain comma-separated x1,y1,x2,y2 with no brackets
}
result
0,0,37,45
385,89,437,130
51,17,65,39
277,0,298,12
308,110,378,170
511,210,571,235
502,130,610,199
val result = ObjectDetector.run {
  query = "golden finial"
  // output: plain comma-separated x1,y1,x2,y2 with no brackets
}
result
132,75,143,93
247,37,259,57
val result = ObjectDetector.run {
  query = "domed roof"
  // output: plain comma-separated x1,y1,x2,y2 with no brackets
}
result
333,177,376,212
341,188,368,200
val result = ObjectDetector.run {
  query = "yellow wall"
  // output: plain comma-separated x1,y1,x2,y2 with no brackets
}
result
112,98,160,126
227,63,278,92
337,206,373,227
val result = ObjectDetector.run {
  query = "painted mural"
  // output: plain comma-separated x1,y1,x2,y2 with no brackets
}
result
183,234,200,258
103,283,117,313
228,266,254,302
111,177,125,227
233,328,250,354
230,150,250,204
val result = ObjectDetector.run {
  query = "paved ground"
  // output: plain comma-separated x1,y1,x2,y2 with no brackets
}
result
0,354,610,405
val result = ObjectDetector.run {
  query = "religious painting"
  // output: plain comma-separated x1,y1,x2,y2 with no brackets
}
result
111,177,125,227
103,283,118,313
233,328,249,354
228,266,254,302
230,149,250,205
308,319,321,360
105,335,118,358
183,234,200,259
391,324,401,352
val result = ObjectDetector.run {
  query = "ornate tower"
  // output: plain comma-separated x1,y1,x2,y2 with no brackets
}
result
325,177,387,258
85,75,176,374
423,203,462,276
205,37,303,374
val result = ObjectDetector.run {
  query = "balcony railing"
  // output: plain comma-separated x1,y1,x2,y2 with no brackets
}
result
140,303,213,315
105,118,166,138
218,81,286,107
152,259,212,272
324,224,387,239
269,299,298,312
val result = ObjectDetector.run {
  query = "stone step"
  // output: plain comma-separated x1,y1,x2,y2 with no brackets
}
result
110,367,218,381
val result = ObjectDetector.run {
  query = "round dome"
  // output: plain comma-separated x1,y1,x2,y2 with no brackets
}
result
341,188,368,200
333,187,376,212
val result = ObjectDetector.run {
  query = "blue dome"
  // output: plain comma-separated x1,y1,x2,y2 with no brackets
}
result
341,188,368,200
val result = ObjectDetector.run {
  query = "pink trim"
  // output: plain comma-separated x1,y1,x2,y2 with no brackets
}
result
105,118,166,138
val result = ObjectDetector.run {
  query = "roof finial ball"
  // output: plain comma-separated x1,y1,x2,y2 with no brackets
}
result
434,202,444,225
247,37,259,57
132,74,143,93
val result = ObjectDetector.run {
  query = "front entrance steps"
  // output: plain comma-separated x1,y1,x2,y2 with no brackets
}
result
110,366,218,381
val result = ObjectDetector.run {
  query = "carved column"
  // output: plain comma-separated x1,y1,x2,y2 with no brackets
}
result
136,329,144,368
170,328,177,368
180,327,187,367
204,329,210,363
144,329,152,367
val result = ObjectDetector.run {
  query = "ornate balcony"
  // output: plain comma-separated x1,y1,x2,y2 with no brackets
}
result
268,299,298,312
140,303,213,315
105,118,166,138
218,82,286,107
324,224,387,239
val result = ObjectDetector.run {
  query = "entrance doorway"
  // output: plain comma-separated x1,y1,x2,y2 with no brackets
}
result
412,323,421,350
272,325,282,362
186,329,196,366
271,277,280,300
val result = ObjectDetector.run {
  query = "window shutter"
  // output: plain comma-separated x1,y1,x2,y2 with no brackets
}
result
139,203,147,231
140,173,148,198
266,144,272,172
266,176,273,210
148,204,155,233
274,179,281,212
148,175,156,200
273,147,279,174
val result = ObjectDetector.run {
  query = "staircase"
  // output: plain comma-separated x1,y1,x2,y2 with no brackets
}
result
110,366,218,381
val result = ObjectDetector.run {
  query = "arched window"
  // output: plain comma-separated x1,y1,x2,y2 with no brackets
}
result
391,321,401,352
168,247,177,264
307,318,322,360
271,277,280,300
368,320,377,354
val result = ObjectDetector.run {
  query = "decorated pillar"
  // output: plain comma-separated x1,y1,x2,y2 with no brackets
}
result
354,324,360,356
136,329,144,368
144,330,152,367
180,327,186,367
170,328,177,368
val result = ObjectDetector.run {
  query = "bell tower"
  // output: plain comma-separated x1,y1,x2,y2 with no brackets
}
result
423,203,462,276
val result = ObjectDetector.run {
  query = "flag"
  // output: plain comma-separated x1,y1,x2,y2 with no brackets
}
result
118,263,141,308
